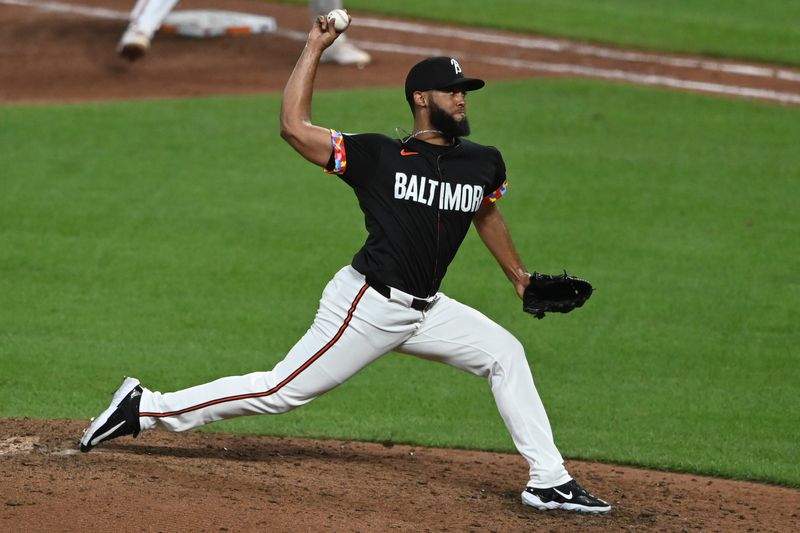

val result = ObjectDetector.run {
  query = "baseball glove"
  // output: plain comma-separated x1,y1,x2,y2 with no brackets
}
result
523,271,593,319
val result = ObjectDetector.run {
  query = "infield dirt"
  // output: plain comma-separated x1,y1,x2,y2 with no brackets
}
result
1,0,799,104
1,1,799,531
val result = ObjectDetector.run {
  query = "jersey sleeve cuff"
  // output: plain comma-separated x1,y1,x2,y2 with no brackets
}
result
482,179,508,205
323,129,347,175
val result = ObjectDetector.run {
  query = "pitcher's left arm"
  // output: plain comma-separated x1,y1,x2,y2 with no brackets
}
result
472,202,530,298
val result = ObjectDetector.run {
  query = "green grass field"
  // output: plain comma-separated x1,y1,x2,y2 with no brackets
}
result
277,0,800,66
1,79,798,486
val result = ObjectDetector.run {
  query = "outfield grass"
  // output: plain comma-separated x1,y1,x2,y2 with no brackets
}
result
1,81,798,486
276,0,800,66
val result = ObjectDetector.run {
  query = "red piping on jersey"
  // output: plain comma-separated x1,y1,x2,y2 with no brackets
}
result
139,283,370,418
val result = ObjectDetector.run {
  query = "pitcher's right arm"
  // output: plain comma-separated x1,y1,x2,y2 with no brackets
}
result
280,15,346,167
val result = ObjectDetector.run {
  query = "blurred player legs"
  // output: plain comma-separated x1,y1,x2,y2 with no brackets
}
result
118,0,179,61
119,0,371,65
310,0,371,66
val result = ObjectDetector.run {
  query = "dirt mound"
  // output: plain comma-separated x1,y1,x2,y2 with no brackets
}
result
1,418,798,531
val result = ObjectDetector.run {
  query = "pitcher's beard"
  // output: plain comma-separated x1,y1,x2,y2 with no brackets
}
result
429,100,470,139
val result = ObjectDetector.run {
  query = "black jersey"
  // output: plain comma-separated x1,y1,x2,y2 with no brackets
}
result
325,131,508,298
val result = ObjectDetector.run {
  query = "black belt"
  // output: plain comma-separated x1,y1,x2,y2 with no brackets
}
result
366,276,437,312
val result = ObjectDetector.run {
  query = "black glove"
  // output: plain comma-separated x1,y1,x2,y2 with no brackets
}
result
523,271,593,319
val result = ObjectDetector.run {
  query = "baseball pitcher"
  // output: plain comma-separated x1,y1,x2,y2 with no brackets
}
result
82,13,609,514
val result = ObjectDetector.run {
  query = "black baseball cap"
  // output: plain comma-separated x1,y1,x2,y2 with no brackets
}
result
404,56,485,101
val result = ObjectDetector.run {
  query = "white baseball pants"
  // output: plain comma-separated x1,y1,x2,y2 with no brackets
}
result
125,0,181,39
138,265,570,488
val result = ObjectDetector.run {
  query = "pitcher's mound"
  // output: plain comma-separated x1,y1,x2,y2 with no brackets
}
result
1,418,797,531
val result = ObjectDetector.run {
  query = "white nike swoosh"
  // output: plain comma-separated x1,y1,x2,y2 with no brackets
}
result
553,488,573,500
90,420,125,446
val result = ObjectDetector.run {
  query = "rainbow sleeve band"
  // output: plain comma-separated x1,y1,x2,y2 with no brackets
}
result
482,179,508,205
324,129,347,174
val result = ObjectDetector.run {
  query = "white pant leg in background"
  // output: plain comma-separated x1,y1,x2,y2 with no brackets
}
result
310,0,343,18
138,266,420,432
396,295,572,489
127,0,181,39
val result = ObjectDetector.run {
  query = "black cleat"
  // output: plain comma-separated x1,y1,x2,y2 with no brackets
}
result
522,479,611,513
80,377,142,452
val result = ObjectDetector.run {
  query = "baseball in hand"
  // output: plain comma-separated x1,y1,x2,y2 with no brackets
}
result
327,9,350,32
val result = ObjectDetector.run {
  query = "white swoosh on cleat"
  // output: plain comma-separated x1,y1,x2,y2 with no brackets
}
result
90,421,125,446
553,488,573,500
